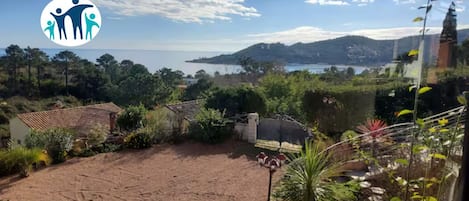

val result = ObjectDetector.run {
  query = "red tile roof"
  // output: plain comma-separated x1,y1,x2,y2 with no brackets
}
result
16,103,122,135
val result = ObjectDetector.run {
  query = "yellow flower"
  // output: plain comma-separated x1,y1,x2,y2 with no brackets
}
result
428,127,437,133
439,128,450,133
438,118,449,126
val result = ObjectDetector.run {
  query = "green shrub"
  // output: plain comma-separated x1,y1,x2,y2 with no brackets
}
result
70,140,86,157
303,90,376,135
142,109,168,142
92,143,122,153
139,108,186,144
0,124,9,138
311,130,335,150
182,78,214,101
76,143,122,158
340,130,359,141
190,108,233,144
25,128,75,164
39,79,65,97
117,105,147,131
0,147,50,177
0,111,9,124
87,123,108,147
78,149,97,157
25,132,47,149
124,132,152,149
274,143,359,201
205,86,266,117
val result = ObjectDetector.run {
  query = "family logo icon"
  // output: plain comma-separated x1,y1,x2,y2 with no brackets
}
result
40,0,102,47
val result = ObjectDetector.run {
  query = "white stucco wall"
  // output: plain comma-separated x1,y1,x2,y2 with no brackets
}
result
247,113,259,144
234,113,259,144
9,118,31,146
234,123,248,140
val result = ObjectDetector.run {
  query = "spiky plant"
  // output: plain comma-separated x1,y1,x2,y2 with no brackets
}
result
356,119,388,138
274,142,359,201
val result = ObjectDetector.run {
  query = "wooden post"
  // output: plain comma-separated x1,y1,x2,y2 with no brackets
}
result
279,116,283,151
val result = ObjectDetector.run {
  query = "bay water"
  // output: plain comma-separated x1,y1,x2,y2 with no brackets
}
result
0,48,369,75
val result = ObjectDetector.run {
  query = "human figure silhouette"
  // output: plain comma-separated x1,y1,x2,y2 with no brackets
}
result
65,0,93,40
50,8,67,40
85,13,100,40
44,20,55,40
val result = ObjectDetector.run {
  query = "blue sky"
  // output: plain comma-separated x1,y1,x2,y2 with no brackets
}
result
0,0,468,52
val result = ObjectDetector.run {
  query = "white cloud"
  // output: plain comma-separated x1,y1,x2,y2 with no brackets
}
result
69,24,469,52
305,0,350,6
106,16,123,20
93,0,260,23
248,26,344,44
393,0,417,5
305,0,375,6
352,0,375,4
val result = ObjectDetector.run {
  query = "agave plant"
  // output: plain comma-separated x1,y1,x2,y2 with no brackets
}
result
274,142,359,201
356,119,388,138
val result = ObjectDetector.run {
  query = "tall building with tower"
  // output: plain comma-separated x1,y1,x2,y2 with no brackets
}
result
437,2,458,69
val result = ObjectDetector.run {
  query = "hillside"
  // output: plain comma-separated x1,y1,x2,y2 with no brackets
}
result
189,29,469,66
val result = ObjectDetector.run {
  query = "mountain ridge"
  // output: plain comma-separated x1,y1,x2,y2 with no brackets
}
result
188,29,469,66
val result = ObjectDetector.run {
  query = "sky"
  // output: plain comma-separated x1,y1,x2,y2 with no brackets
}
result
0,0,468,52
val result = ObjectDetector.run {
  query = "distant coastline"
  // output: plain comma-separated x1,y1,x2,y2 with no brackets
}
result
0,48,369,75
188,29,469,67
0,48,239,75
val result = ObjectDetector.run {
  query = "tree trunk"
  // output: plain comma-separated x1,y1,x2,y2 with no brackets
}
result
14,63,18,93
65,60,69,95
37,65,41,94
28,59,32,96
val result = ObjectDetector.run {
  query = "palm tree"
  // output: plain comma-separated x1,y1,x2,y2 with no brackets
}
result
274,143,358,201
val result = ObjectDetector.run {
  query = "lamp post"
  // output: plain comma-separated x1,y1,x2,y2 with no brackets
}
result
256,152,286,201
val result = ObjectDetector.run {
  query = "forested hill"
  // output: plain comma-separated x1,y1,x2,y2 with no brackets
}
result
189,29,469,66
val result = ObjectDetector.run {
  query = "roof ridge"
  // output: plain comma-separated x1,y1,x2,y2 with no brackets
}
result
14,102,122,132
165,99,204,107
17,102,118,117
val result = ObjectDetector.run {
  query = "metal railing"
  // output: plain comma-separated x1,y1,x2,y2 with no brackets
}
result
323,106,466,157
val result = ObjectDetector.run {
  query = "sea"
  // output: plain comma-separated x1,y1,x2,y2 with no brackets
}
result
0,48,370,76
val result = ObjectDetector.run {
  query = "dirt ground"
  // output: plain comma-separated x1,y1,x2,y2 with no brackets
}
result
0,141,282,201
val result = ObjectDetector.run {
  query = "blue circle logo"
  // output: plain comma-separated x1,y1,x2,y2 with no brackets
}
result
40,0,102,47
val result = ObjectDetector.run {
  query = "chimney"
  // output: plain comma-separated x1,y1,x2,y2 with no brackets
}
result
109,112,117,134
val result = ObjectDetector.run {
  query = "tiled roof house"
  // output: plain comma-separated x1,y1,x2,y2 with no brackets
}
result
9,103,122,145
162,100,204,135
